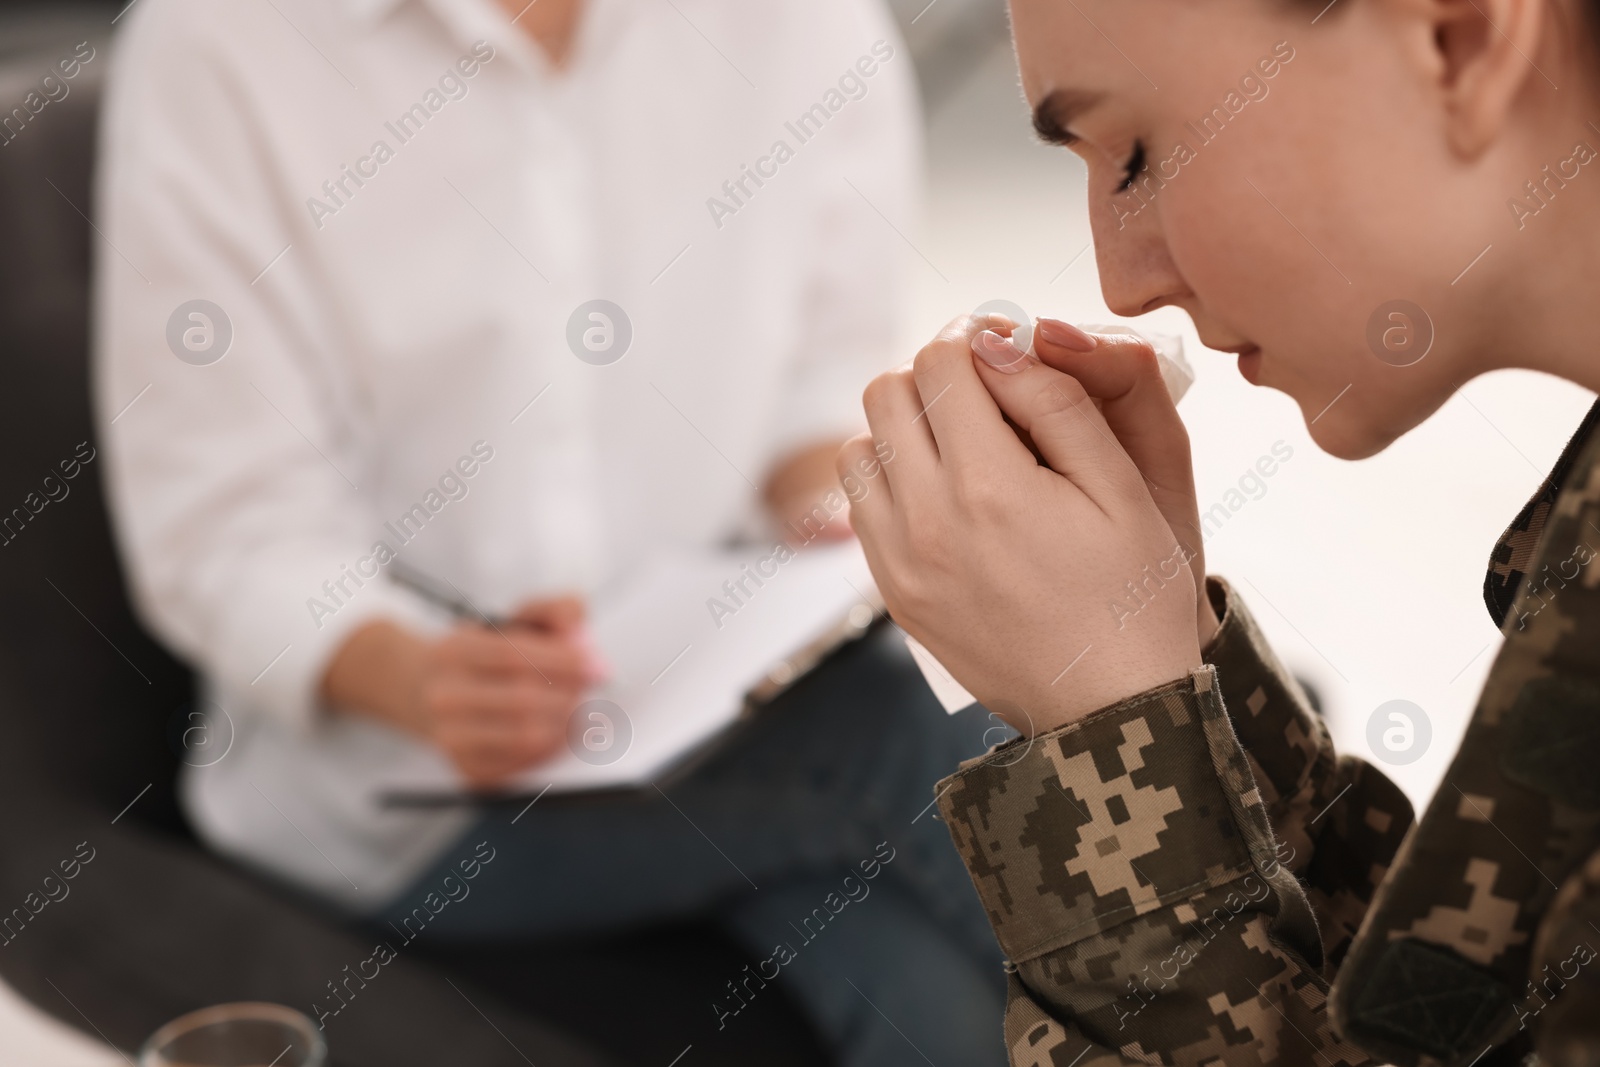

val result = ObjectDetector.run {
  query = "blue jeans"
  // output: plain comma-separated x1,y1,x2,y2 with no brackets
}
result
372,625,1009,1067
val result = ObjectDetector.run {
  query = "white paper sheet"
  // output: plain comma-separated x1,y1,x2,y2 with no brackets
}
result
376,542,879,798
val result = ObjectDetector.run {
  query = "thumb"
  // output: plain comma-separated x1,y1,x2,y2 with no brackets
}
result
1033,320,1205,557
510,595,586,634
1031,322,1194,499
969,330,1137,501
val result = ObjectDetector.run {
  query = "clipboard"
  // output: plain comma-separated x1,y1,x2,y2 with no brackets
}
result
374,542,884,807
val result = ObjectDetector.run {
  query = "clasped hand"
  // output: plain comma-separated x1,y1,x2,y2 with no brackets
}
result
839,315,1218,737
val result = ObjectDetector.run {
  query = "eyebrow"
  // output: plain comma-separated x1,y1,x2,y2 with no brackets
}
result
1031,89,1104,147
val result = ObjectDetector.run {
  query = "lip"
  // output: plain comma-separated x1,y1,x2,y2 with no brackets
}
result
1235,345,1262,384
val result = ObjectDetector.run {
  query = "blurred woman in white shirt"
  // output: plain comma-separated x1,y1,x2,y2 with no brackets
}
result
95,0,1007,1062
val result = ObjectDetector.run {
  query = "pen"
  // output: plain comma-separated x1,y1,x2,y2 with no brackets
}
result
387,561,509,628
390,563,611,684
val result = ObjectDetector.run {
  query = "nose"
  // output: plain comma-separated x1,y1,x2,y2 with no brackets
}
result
1086,187,1191,318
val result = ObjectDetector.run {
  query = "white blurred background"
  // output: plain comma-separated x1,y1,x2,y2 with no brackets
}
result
3,0,1594,1059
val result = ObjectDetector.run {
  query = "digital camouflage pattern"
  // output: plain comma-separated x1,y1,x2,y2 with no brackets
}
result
939,590,1409,1066
937,400,1600,1066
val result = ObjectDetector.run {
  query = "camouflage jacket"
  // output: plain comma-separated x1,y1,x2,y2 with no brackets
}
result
937,400,1600,1067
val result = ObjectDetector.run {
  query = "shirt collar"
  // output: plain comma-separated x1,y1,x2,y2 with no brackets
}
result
335,0,497,45
335,0,552,76
335,0,408,25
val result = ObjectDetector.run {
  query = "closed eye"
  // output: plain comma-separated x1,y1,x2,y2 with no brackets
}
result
1116,141,1146,193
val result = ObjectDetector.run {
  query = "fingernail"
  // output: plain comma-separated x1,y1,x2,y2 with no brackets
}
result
1037,318,1099,352
971,330,1031,373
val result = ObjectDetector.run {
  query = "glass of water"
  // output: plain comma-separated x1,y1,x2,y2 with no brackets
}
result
139,1003,326,1067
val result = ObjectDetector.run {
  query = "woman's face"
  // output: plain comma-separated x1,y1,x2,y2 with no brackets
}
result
1010,0,1574,458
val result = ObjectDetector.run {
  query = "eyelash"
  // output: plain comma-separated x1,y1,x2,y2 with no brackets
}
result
1115,141,1146,193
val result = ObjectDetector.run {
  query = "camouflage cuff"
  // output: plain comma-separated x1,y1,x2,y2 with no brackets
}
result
937,666,1282,965
1203,575,1335,821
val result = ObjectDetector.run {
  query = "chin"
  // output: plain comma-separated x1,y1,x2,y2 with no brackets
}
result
1301,404,1395,461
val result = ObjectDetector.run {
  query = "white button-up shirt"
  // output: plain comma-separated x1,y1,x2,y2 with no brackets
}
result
94,0,918,908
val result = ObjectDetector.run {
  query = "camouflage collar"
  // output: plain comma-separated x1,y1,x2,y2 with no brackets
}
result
1484,398,1600,630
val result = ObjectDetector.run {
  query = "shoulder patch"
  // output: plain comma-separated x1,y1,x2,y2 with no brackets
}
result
1344,938,1512,1060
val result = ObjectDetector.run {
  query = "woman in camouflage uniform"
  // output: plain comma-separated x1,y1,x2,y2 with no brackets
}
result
842,0,1600,1063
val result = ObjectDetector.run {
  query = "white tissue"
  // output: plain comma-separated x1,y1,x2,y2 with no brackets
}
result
903,633,977,715
1076,324,1194,405
911,321,1196,714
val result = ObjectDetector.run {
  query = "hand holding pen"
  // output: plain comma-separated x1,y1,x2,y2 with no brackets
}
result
321,567,610,789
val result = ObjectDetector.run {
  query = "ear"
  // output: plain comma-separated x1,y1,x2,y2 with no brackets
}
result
1416,0,1551,157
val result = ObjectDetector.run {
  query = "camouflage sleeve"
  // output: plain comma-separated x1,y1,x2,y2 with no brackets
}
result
1201,577,1415,967
936,662,1390,1065
1525,850,1600,1048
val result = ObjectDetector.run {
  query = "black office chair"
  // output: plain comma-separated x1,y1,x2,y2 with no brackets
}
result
0,8,829,1064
